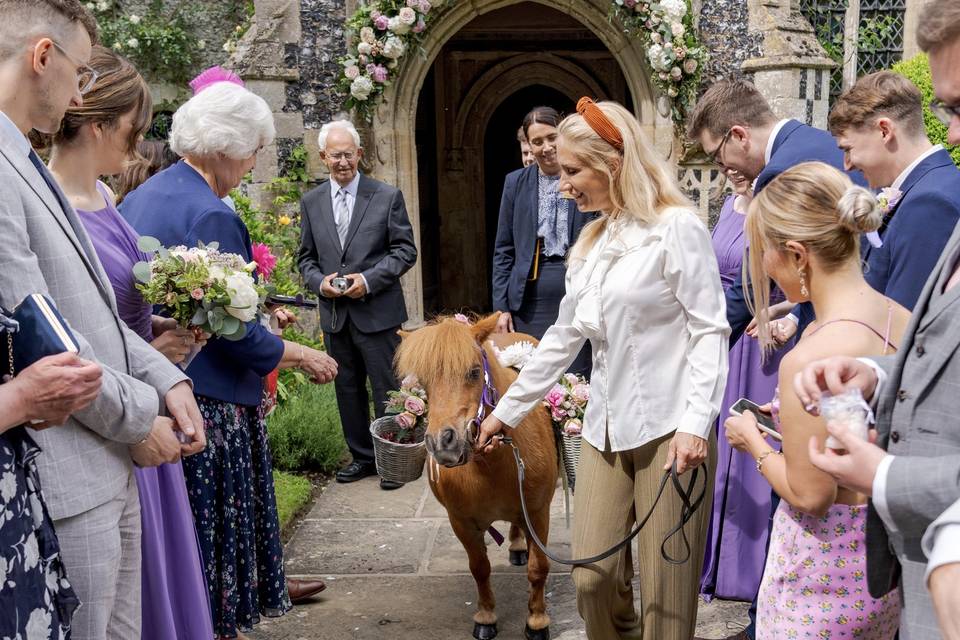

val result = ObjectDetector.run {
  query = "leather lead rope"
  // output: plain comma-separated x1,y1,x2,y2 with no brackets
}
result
502,436,708,566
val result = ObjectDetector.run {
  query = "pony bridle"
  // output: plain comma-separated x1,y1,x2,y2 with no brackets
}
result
467,348,500,445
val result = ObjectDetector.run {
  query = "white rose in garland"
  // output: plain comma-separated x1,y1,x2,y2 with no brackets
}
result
357,41,373,55
350,74,374,100
388,15,411,34
360,26,376,44
398,7,417,24
659,0,687,20
382,35,406,59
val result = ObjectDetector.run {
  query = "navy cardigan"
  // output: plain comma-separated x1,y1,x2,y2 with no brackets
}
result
120,161,284,407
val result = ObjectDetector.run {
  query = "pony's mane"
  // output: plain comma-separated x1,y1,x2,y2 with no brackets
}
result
395,316,484,388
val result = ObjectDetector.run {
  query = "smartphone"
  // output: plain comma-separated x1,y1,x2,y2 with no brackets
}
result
728,397,782,441
266,294,319,308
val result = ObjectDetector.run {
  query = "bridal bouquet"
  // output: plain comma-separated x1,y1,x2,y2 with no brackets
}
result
133,237,266,342
544,373,590,436
382,374,428,444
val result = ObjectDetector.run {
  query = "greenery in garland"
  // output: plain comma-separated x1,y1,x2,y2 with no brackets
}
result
88,0,203,85
610,0,706,132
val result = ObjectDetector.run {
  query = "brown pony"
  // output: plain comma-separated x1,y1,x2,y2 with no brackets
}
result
396,313,558,640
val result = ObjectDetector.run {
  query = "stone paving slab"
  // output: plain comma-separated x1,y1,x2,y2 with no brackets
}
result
252,472,750,639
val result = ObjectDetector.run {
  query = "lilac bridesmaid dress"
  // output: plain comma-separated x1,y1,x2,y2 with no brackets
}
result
76,182,215,639
700,195,785,602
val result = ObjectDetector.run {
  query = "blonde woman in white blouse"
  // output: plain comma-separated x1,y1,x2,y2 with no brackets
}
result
478,98,730,639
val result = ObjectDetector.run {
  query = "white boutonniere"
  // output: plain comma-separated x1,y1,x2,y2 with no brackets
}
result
491,340,536,370
866,187,903,248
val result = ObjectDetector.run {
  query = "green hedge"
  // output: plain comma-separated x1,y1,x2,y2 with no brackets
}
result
267,382,347,473
893,54,960,166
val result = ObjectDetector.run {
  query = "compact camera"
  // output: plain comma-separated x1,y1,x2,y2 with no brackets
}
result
331,276,351,293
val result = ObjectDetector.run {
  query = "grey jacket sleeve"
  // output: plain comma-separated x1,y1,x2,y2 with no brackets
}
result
885,454,960,544
0,192,159,444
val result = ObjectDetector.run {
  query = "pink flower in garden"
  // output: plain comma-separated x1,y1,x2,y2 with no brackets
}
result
374,14,390,30
395,411,417,429
251,242,277,281
191,288,205,300
404,395,426,416
370,64,389,83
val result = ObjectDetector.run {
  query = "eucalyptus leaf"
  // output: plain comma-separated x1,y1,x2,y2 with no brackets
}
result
137,236,162,253
132,261,152,283
191,308,207,325
221,315,240,336
222,322,247,341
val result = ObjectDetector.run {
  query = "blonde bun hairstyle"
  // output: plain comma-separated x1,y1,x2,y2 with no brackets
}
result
837,185,884,234
744,162,873,350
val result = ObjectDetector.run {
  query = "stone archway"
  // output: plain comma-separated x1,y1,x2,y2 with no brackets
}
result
368,0,674,324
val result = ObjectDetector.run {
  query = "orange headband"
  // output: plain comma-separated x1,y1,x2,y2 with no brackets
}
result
576,97,624,152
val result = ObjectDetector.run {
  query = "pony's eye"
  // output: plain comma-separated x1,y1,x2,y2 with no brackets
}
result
467,366,482,382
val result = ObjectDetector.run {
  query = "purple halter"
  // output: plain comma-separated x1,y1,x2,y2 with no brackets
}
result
468,348,499,443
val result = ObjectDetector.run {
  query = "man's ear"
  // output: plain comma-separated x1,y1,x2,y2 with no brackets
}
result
30,38,55,75
877,117,895,144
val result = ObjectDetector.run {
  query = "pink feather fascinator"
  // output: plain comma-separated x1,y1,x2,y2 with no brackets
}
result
189,66,245,95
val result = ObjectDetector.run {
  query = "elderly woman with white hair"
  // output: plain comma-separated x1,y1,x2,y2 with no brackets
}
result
121,81,338,640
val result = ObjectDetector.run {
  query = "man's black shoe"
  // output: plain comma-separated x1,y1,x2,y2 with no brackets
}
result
336,461,377,483
379,479,404,490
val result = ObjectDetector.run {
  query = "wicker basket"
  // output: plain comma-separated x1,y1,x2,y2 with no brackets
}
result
370,415,428,484
560,433,581,492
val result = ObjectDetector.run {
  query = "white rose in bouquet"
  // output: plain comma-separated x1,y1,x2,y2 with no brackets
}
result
350,74,374,100
225,272,260,322
382,36,406,59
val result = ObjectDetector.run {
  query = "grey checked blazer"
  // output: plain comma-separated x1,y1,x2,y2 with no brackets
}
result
869,218,960,639
0,126,187,521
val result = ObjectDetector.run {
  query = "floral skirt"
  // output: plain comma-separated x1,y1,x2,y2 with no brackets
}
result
0,428,80,638
182,395,291,638
757,501,900,639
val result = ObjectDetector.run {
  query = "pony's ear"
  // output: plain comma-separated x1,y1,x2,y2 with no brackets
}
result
471,312,500,344
397,329,411,340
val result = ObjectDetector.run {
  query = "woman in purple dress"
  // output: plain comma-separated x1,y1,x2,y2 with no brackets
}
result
700,171,786,602
45,47,215,639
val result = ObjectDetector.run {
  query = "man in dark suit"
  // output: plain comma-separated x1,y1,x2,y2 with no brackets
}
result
830,70,960,310
298,120,417,490
687,79,867,347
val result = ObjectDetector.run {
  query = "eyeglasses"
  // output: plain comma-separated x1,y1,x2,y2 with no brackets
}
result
50,40,98,94
328,152,357,162
705,128,733,167
930,98,960,127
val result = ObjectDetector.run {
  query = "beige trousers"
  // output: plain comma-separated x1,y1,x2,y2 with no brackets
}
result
571,432,716,640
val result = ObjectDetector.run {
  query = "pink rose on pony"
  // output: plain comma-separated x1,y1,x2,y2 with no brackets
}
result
404,395,426,416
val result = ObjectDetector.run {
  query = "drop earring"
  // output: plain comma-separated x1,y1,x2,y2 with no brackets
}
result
799,269,809,297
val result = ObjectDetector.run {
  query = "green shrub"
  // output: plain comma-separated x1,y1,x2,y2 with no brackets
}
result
267,383,347,473
893,54,960,166
272,471,313,530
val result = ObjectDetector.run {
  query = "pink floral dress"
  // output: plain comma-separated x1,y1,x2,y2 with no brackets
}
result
757,388,900,639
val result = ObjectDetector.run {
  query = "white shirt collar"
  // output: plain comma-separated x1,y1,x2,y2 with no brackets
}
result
891,145,943,191
331,172,361,199
0,110,31,156
764,119,791,165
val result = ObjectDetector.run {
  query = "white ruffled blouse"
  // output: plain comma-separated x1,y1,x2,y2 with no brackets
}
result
493,207,730,452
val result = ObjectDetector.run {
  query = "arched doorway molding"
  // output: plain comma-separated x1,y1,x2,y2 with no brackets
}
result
370,0,674,324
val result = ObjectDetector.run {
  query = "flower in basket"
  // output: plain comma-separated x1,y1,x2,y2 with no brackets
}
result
133,237,266,342
543,373,589,436
383,375,428,444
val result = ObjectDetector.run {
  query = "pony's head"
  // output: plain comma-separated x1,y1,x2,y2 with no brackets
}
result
395,313,502,467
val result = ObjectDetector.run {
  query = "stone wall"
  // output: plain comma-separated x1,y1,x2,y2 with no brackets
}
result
696,0,764,84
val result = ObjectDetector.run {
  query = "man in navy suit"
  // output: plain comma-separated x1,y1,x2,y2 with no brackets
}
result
830,70,960,310
298,120,417,490
687,79,867,347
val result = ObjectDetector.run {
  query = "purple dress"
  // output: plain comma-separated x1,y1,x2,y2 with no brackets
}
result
76,182,215,639
700,195,784,601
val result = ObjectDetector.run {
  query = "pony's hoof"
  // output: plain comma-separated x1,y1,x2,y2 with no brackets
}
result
472,622,498,639
509,550,528,566
524,624,550,640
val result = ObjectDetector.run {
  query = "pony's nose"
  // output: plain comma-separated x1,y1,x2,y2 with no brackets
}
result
430,426,468,467
439,427,458,450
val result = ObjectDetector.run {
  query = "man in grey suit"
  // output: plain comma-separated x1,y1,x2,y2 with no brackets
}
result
921,498,960,637
298,119,417,490
0,2,205,637
795,5,960,638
